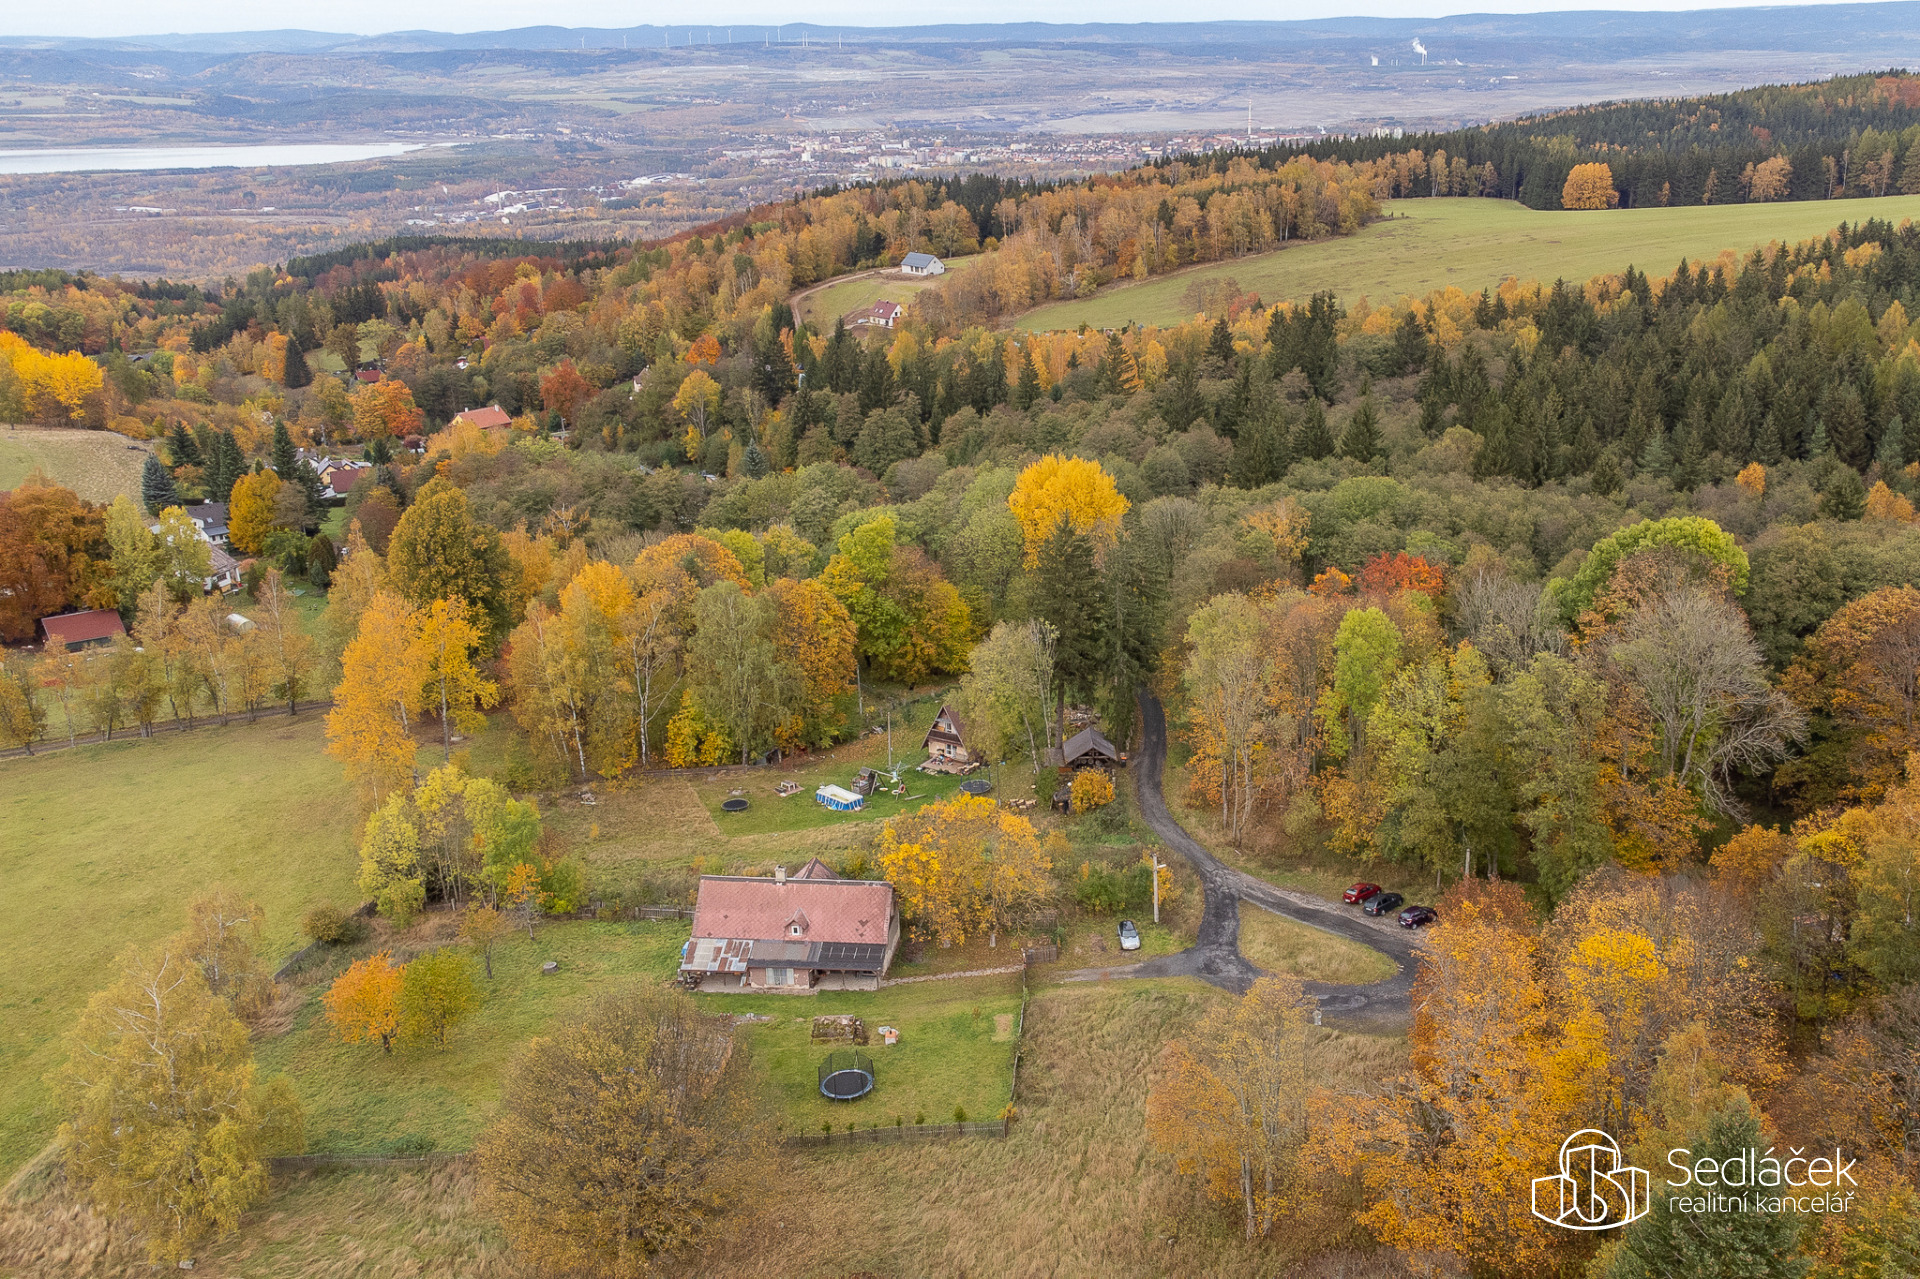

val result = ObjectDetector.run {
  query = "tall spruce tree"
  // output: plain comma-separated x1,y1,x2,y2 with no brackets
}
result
165,422,201,469
1339,397,1382,463
1605,1096,1805,1279
271,421,298,479
140,454,178,515
283,338,312,389
1292,399,1335,460
1031,519,1109,752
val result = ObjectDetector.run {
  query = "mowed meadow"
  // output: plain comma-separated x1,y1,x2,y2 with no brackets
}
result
1013,193,1920,330
0,714,361,1176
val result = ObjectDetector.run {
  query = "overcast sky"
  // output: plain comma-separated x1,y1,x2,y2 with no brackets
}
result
2,0,1887,39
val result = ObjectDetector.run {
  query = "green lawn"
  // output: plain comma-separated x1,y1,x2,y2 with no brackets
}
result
795,255,979,327
0,714,362,1176
1015,193,1920,330
256,921,692,1155
256,918,1018,1151
706,972,1022,1134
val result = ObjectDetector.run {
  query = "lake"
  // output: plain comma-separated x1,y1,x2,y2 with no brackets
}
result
0,142,445,174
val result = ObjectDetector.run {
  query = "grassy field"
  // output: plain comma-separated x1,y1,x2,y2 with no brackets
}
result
1237,902,1398,986
1015,193,1920,331
793,255,979,327
256,921,692,1155
1,981,1407,1279
543,688,1050,898
710,973,1023,1135
0,714,362,1177
0,426,151,502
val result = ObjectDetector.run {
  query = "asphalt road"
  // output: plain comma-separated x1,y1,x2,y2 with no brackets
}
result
1113,690,1418,1031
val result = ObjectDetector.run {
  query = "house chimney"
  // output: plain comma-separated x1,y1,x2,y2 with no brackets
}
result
775,865,787,884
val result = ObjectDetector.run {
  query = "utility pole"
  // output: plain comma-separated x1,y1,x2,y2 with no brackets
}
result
1151,853,1165,924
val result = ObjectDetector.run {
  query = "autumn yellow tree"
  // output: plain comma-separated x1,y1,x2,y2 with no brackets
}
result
876,794,1052,944
765,576,856,748
672,368,722,448
323,950,403,1053
1147,976,1320,1240
326,589,425,804
254,567,316,715
227,469,282,556
1007,453,1129,564
57,941,304,1262
412,595,499,763
1561,162,1619,210
398,948,480,1048
1342,892,1578,1277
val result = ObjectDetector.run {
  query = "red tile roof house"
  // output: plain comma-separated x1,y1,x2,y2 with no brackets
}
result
451,405,513,431
680,865,901,993
38,609,125,650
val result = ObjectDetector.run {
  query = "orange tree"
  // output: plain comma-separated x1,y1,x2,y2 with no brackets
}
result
322,950,403,1053
1561,162,1619,209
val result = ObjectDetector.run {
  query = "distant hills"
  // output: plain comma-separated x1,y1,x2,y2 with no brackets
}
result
5,4,1920,62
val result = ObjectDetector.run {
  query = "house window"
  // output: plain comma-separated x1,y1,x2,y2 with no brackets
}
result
766,968,792,986
790,924,803,937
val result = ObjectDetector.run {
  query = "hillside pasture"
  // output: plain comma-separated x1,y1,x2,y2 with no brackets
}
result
1015,193,1920,330
793,254,979,327
0,426,151,502
0,713,361,1177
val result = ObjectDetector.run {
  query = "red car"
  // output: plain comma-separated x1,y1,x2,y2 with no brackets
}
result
1343,882,1382,904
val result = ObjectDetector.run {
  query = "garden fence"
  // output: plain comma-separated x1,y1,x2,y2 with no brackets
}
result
0,698,335,760
786,1117,1010,1150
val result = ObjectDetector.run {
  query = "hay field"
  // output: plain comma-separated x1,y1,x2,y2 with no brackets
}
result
1016,193,1920,331
0,427,151,503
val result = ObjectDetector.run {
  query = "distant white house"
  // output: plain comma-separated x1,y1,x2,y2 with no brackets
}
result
900,252,945,276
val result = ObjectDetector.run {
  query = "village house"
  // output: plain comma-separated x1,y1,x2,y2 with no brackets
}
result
900,251,946,276
37,609,125,650
848,300,902,329
450,404,513,432
148,500,242,592
314,459,372,499
680,865,901,992
921,703,972,764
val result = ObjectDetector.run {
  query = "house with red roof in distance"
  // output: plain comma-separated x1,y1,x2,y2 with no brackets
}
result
450,404,513,432
38,609,125,651
848,300,902,330
680,864,901,993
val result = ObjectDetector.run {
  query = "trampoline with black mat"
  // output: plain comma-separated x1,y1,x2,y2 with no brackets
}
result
818,1049,876,1101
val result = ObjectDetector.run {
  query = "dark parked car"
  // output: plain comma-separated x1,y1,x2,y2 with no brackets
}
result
1399,906,1439,928
1343,882,1382,904
1363,892,1404,917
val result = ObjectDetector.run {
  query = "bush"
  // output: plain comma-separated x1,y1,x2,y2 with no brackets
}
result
302,904,363,944
1073,859,1151,913
1070,769,1115,813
